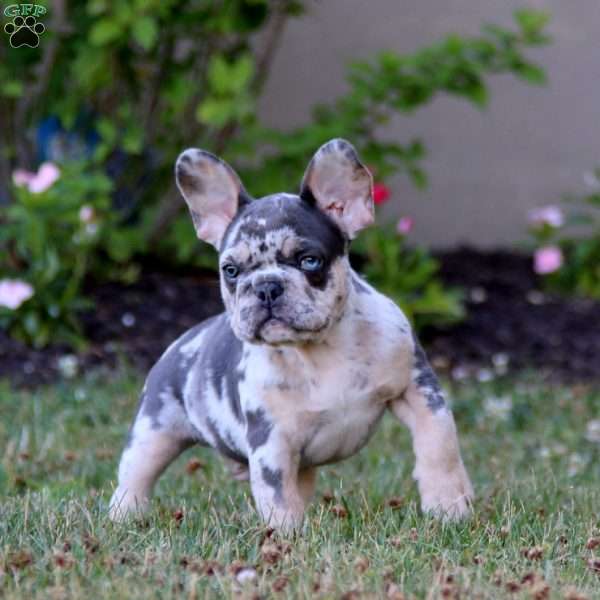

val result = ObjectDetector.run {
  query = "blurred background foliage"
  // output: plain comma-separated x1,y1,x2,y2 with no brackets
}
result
528,168,600,299
0,0,550,347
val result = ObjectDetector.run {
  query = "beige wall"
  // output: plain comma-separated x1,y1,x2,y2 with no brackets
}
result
258,0,600,248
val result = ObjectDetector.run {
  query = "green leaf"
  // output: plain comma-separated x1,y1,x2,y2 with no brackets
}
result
197,98,237,127
514,62,547,85
89,18,122,46
122,125,144,154
131,16,158,51
514,9,550,37
229,54,254,93
207,54,254,95
96,118,118,145
1,80,23,98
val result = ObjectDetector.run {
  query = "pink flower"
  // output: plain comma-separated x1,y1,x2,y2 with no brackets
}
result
396,216,414,235
0,279,34,310
12,169,36,188
528,205,564,228
534,246,563,275
373,183,390,205
12,162,60,194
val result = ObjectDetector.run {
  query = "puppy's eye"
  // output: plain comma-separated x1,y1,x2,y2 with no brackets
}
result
222,264,239,279
299,255,323,271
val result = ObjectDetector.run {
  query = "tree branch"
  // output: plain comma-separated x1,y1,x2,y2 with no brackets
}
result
252,0,289,94
147,3,291,245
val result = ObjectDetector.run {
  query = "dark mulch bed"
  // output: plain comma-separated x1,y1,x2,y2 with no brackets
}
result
423,248,600,382
1,248,599,387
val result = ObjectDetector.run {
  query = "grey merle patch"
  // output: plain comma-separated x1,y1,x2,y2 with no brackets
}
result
260,463,283,502
206,315,244,422
246,408,273,451
412,336,446,411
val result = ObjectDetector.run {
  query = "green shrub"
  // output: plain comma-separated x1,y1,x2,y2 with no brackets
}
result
0,3,550,345
353,225,465,329
0,158,150,347
528,170,600,298
0,161,114,347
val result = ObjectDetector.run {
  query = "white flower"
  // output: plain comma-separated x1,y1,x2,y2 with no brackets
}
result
235,568,257,584
57,355,79,379
85,223,99,237
567,453,586,477
79,205,95,223
538,447,551,459
0,279,34,309
528,205,564,228
483,395,513,421
477,368,494,382
585,420,600,443
492,353,510,375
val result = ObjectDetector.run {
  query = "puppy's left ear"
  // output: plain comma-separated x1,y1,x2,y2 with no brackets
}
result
175,148,249,249
301,138,374,239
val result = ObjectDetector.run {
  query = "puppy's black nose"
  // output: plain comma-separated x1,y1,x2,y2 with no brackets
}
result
255,280,284,307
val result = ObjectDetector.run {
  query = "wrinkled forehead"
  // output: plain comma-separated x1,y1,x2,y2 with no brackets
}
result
220,193,346,261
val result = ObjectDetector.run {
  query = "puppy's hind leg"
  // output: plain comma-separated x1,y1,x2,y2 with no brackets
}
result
390,338,474,520
109,397,193,521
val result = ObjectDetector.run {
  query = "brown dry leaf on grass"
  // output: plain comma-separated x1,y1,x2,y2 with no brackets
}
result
586,557,600,573
330,504,348,518
53,551,74,569
5,550,33,570
172,508,185,524
82,532,99,554
385,496,404,510
272,575,289,592
322,490,334,504
585,537,600,550
260,539,291,565
521,546,544,561
354,556,370,574
185,457,204,474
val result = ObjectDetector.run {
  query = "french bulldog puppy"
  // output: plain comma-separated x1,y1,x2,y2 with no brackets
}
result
109,139,474,530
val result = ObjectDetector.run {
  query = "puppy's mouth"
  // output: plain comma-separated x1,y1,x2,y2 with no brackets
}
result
253,312,328,344
255,314,292,337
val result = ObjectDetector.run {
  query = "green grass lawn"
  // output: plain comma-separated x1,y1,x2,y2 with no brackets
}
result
1,369,599,599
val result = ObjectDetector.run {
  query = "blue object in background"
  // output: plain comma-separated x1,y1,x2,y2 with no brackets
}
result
33,113,157,222
36,114,100,164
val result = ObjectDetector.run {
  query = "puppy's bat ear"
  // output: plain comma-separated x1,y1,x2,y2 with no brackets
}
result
175,149,249,249
300,138,374,239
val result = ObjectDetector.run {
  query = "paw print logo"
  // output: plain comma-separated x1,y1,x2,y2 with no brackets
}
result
4,15,45,48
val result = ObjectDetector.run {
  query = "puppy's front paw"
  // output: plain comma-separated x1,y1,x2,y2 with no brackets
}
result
416,464,474,521
108,487,149,522
262,507,305,534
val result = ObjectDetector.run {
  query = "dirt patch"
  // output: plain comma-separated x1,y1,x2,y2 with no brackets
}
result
423,248,600,382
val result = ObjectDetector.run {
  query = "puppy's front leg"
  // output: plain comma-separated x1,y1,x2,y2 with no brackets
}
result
390,339,474,520
246,422,315,532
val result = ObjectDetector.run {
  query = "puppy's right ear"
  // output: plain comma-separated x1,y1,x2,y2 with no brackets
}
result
175,149,248,249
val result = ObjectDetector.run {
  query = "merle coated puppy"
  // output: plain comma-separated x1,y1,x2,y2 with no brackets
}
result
109,139,474,530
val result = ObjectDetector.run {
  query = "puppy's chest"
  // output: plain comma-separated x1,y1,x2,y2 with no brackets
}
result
243,342,409,464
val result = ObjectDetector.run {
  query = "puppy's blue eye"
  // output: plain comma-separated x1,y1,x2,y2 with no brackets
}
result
222,264,239,279
300,256,323,271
